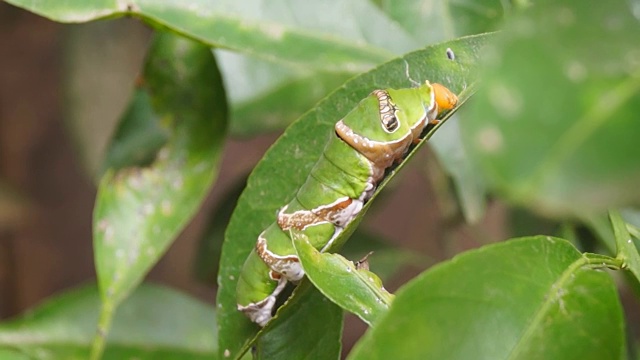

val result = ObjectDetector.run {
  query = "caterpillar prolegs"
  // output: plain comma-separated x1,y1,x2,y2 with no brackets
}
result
236,81,458,326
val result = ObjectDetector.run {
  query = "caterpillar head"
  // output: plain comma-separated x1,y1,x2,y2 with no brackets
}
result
335,81,457,168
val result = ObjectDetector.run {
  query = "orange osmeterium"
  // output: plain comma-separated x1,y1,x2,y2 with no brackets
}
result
432,82,459,113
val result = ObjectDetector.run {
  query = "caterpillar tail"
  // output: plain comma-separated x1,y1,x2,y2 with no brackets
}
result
235,248,288,326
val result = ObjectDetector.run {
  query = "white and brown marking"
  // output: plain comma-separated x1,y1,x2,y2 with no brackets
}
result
237,276,287,326
314,197,363,227
256,234,304,282
359,180,376,202
277,206,325,231
335,121,416,171
278,197,363,230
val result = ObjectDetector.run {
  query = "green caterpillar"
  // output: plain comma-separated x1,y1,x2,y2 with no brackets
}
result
236,81,458,326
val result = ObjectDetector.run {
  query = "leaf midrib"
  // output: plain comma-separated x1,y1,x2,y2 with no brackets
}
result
505,254,588,360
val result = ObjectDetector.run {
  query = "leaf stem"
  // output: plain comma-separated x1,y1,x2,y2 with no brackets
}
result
507,246,619,359
90,301,114,360
582,252,623,270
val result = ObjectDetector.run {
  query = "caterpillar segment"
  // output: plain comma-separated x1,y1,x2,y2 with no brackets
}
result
236,81,458,326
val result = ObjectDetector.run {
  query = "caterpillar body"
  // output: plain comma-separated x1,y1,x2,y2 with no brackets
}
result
236,81,458,326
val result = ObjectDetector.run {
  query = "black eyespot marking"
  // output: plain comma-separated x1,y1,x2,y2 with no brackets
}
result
446,48,455,61
382,114,399,132
373,89,399,133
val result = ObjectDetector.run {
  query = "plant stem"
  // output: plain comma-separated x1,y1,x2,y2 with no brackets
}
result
90,301,114,360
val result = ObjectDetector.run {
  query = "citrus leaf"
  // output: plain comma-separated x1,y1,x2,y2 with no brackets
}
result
463,0,640,215
92,31,226,354
5,0,418,72
378,0,507,43
292,231,393,326
213,49,353,137
348,236,624,360
0,349,28,360
0,283,216,359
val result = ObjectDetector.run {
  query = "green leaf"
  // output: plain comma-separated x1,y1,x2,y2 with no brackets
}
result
217,33,491,359
225,66,352,136
5,0,417,72
98,90,169,174
92,32,226,355
291,231,393,326
463,0,640,216
378,0,507,43
0,283,217,359
213,49,352,137
610,210,640,284
348,236,624,360
0,349,29,360
253,281,343,360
